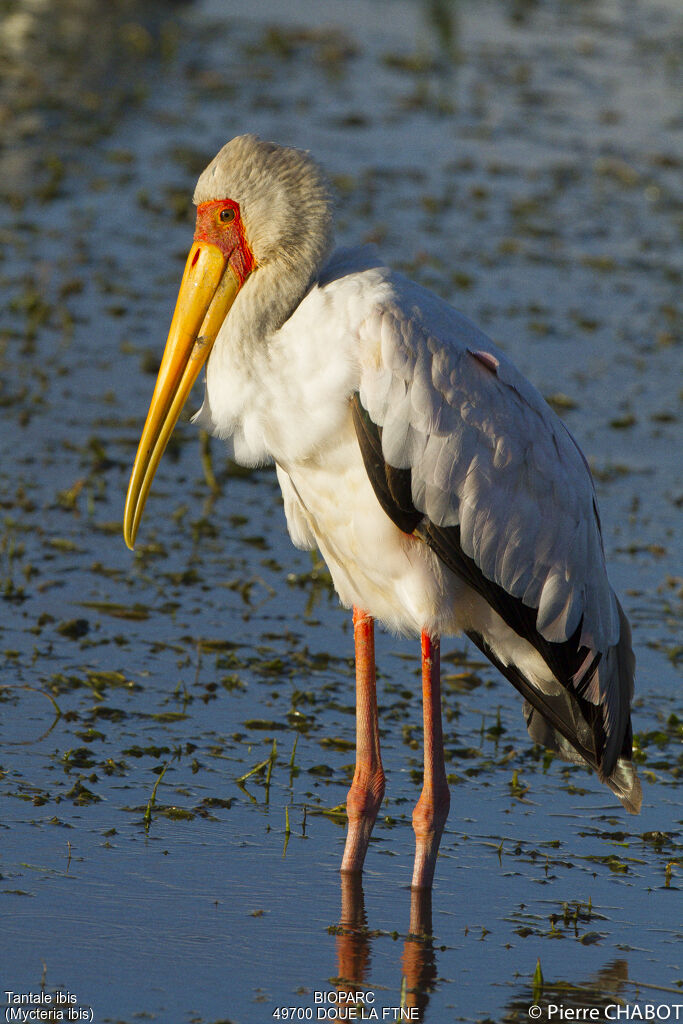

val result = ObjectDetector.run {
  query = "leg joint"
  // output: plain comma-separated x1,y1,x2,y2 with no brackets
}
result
412,783,450,841
346,767,386,822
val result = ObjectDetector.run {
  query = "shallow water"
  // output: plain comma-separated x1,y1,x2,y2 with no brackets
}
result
0,1,681,1022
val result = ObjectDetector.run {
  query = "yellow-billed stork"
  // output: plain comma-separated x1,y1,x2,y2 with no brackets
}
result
124,135,641,890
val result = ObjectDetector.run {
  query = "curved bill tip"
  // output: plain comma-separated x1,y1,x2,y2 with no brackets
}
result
123,242,240,549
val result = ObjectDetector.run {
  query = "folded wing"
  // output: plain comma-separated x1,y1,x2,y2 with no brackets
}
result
354,278,640,811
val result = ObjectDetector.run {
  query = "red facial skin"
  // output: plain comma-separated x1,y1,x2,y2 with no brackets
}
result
193,199,255,286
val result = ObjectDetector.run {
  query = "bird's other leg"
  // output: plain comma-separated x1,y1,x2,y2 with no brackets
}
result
341,608,385,875
411,632,450,889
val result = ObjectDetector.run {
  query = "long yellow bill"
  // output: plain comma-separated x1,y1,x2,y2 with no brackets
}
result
123,241,239,548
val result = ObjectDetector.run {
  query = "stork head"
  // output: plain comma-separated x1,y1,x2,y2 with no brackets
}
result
123,135,332,549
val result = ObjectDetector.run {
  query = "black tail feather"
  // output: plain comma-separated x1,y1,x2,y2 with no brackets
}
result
465,629,641,813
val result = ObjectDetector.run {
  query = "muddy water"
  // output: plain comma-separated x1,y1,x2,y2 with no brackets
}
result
0,1,680,1022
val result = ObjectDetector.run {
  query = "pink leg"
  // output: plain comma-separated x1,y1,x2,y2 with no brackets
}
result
341,608,385,875
411,632,450,889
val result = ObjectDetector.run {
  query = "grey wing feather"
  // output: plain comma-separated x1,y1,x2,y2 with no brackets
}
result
359,281,618,654
356,274,639,810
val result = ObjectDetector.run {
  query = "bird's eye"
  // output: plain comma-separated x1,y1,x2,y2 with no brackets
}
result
220,207,235,223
